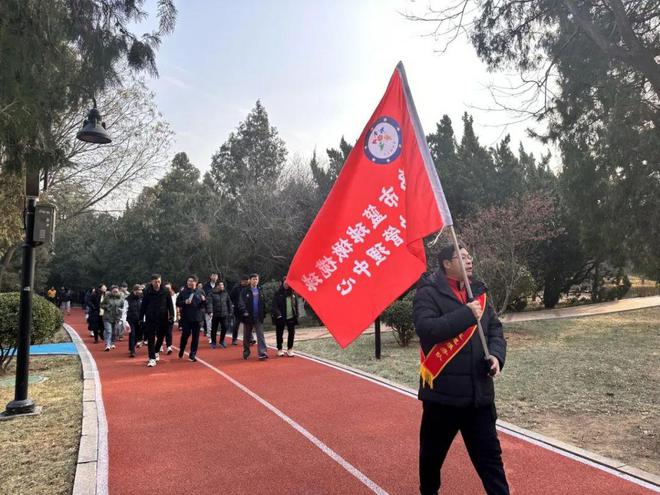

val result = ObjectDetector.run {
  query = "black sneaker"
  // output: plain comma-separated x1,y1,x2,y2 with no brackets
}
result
258,353,268,360
178,349,184,359
129,352,135,358
189,355,197,362
243,350,250,360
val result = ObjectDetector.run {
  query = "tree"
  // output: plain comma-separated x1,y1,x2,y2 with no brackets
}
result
461,194,561,313
309,137,353,198
0,0,176,174
407,1,660,277
0,170,23,287
208,101,287,199
46,74,173,219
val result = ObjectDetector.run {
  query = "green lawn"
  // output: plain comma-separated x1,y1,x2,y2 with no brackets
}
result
296,307,660,476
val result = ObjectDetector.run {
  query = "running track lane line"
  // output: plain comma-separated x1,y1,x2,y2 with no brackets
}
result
172,346,389,495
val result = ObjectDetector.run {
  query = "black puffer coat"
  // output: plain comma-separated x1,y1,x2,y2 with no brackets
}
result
209,290,233,318
413,270,506,407
140,285,174,325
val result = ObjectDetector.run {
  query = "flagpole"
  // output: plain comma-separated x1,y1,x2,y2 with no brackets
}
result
448,225,492,367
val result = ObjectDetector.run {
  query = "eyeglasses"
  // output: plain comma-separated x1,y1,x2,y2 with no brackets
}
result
452,254,473,261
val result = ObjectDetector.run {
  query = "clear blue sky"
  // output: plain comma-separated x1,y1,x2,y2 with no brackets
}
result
143,0,554,172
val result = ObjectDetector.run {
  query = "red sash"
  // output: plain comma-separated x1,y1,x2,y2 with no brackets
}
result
419,293,487,389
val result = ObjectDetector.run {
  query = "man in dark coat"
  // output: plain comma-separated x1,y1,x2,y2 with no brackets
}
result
140,274,175,368
209,282,233,348
229,275,249,346
413,243,508,495
176,275,209,362
125,284,143,358
238,273,267,360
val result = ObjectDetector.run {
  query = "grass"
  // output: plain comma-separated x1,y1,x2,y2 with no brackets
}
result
296,307,660,476
0,356,82,495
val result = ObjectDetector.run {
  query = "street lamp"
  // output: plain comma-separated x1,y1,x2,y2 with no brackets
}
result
2,100,111,418
76,98,112,144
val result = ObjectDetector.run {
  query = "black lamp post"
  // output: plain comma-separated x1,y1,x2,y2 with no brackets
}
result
3,102,111,418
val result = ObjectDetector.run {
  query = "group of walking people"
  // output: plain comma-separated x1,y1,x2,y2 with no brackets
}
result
82,272,301,368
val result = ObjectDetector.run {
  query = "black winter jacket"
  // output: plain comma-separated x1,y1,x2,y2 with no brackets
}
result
229,284,244,317
125,293,142,321
140,286,174,324
413,270,506,407
176,287,209,323
209,290,233,318
238,286,265,323
271,288,299,325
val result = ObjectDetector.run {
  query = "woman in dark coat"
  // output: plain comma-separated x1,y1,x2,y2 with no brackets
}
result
271,276,299,357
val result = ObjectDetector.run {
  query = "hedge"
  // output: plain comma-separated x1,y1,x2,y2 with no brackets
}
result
0,292,63,372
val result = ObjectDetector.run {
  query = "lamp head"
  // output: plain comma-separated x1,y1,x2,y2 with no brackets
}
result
76,102,111,144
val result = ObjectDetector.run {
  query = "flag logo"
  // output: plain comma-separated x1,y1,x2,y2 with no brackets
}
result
364,117,402,164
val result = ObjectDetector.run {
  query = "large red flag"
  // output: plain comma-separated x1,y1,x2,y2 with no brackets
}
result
287,62,453,348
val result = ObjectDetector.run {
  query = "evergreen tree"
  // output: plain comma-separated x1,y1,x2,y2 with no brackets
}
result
309,136,353,197
208,101,287,199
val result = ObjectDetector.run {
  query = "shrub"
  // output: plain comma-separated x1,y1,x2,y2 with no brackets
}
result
381,292,415,347
0,293,63,373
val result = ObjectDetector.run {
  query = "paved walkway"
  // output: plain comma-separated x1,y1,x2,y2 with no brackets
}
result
65,310,658,494
280,296,660,344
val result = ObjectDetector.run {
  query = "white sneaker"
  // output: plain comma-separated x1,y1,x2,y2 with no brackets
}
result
155,352,160,362
111,344,116,349
147,359,156,367
104,345,110,352
136,342,142,348
277,350,285,357
208,338,212,344
89,331,94,336
160,346,164,352
286,349,294,357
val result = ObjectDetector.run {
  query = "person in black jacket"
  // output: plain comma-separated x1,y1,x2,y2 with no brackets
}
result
125,284,143,358
176,275,209,362
87,285,106,343
140,274,175,368
238,273,267,360
202,273,220,341
229,275,249,346
209,282,233,348
413,243,508,495
271,276,299,357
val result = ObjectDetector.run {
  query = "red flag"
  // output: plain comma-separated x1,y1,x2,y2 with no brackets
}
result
287,62,453,348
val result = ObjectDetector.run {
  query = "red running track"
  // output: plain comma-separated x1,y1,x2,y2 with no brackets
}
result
66,311,657,494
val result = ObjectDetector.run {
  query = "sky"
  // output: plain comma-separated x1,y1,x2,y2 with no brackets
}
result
143,0,556,173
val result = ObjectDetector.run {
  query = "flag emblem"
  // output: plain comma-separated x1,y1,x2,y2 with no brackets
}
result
364,117,402,164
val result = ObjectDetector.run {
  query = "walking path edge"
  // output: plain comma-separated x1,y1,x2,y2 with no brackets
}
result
63,323,109,495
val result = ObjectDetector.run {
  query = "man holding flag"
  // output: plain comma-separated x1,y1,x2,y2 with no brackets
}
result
287,61,509,493
414,243,508,494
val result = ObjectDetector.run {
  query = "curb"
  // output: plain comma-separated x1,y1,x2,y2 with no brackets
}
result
293,350,660,492
63,323,109,495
